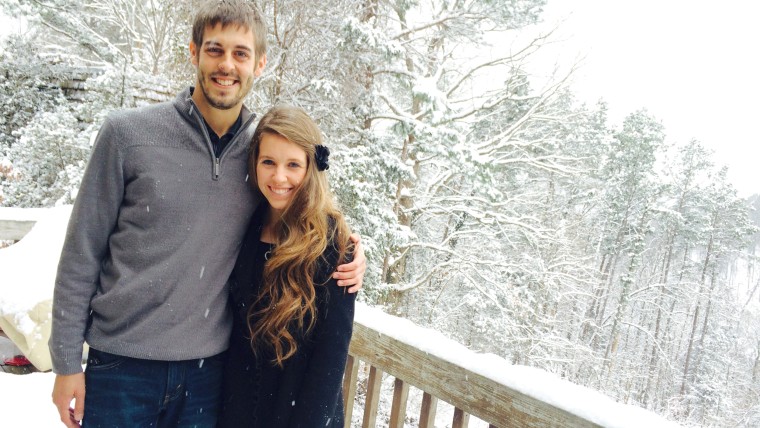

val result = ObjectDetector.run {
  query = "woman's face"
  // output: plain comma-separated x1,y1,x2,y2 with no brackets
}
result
256,133,308,215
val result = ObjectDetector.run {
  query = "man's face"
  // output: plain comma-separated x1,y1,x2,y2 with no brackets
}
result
190,24,266,112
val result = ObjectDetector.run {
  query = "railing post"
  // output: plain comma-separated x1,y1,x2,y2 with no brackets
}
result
419,392,438,428
343,355,360,428
362,365,383,428
389,377,409,428
453,407,470,428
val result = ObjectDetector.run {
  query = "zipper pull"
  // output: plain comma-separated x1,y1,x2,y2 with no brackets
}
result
214,158,220,179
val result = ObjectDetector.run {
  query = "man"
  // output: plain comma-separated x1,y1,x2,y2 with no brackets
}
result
49,2,365,427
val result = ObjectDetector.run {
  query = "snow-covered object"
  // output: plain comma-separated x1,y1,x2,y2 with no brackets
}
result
0,205,72,372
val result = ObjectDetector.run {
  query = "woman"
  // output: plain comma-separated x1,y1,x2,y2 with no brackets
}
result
218,106,356,427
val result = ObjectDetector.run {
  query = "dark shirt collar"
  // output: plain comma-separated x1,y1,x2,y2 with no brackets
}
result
204,113,243,140
203,114,243,157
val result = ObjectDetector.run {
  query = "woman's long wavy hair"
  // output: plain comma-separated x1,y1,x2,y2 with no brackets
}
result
247,105,352,367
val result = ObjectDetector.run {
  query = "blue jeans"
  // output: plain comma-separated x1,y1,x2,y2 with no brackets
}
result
83,348,225,428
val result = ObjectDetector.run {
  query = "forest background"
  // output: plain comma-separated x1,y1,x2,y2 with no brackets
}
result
1,1,759,426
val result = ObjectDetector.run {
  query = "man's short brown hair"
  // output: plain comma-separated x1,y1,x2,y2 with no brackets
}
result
192,0,267,63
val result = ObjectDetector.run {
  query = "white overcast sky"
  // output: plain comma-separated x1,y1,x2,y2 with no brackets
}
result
536,0,760,196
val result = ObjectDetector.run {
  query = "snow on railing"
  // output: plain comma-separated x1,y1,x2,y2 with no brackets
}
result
346,304,681,428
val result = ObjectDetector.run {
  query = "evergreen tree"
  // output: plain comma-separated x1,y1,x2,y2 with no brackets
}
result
0,33,71,205
3,104,90,206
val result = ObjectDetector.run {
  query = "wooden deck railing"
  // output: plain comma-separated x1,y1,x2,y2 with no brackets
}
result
2,208,678,428
344,309,602,428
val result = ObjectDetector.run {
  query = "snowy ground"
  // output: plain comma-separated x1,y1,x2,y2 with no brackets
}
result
1,335,59,425
0,371,60,426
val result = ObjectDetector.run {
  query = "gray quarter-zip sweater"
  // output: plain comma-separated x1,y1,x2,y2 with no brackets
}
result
49,87,260,375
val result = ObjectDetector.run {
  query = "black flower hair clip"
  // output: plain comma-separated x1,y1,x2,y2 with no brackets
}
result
315,144,330,171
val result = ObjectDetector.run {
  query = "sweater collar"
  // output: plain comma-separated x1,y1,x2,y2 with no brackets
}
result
174,86,255,130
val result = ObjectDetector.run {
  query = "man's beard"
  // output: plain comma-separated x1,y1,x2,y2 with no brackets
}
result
197,70,252,110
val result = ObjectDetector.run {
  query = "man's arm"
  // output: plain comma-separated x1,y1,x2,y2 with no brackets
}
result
49,115,126,425
333,233,366,293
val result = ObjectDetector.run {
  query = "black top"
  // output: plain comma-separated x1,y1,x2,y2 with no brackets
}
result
218,207,356,427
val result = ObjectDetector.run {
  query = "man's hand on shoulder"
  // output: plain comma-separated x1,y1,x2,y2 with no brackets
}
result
52,372,85,427
334,233,366,293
